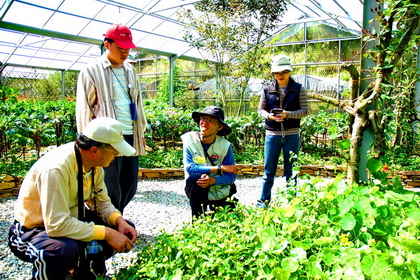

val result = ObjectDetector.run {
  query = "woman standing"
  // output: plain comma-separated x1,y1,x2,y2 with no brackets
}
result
257,55,309,208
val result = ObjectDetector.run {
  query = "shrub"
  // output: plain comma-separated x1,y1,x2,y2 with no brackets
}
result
115,175,420,279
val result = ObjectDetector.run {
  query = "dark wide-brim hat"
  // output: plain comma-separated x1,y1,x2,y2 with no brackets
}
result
192,106,232,136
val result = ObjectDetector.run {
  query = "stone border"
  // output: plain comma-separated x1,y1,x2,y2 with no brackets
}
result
137,164,347,179
137,165,420,189
2,165,419,197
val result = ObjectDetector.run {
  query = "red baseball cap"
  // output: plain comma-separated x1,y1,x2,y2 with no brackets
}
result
104,24,137,49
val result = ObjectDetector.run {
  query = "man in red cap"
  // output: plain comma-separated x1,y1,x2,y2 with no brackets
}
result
76,24,147,214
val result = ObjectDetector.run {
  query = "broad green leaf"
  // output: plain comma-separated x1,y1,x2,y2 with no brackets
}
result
362,254,400,280
325,191,336,201
286,222,300,233
360,255,374,277
388,236,404,250
280,205,296,218
353,196,370,211
402,239,420,253
407,208,420,221
359,232,373,244
329,207,338,216
339,138,351,150
259,228,279,251
386,191,414,202
175,251,182,260
339,195,355,216
372,223,388,236
272,240,289,254
290,197,301,206
171,269,183,280
371,186,380,194
341,212,357,231
291,241,311,250
307,257,328,279
377,205,389,218
366,158,383,173
322,249,337,266
273,268,291,280
281,257,299,272
290,247,307,261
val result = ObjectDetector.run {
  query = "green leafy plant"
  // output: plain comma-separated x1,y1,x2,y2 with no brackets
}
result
0,86,76,179
138,148,183,169
156,66,195,109
300,107,350,158
115,174,420,279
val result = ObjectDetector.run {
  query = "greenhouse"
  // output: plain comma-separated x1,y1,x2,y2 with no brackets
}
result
1,0,420,279
1,0,363,102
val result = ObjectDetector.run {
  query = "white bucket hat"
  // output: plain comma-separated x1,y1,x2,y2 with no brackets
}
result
82,117,136,156
271,55,294,73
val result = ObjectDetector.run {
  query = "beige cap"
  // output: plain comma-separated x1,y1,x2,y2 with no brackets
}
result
271,55,294,73
82,117,136,156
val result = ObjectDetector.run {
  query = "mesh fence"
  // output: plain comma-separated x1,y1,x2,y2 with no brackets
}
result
2,65,349,115
3,68,77,101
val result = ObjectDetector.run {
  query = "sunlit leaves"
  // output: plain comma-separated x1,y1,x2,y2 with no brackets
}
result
115,173,420,279
340,212,357,231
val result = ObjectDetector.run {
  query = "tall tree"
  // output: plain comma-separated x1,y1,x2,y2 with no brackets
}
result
180,0,288,116
307,0,420,183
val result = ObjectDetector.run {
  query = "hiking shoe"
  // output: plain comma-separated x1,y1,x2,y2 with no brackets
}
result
256,199,269,209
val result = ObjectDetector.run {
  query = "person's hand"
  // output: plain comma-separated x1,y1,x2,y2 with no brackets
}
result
115,217,137,243
142,137,147,149
221,165,240,174
197,174,215,188
269,113,285,122
104,227,134,253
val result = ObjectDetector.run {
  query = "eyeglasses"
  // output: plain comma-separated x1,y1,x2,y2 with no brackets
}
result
200,116,219,124
101,147,120,156
273,71,290,76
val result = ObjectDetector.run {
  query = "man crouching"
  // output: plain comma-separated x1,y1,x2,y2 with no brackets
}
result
8,117,137,279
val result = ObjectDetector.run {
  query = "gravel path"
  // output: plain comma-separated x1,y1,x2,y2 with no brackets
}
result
0,176,283,279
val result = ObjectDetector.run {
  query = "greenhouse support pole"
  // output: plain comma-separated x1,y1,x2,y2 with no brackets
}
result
415,45,420,134
169,56,176,107
358,0,381,182
61,70,65,99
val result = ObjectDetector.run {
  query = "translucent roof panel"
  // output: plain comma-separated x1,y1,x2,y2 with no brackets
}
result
0,0,363,74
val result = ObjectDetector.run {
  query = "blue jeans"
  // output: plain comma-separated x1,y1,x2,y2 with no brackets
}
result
260,134,300,203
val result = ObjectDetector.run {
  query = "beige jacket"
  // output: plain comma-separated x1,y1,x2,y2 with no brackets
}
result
15,142,121,241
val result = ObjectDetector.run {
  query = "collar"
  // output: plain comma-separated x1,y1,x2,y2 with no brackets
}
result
99,52,130,72
72,145,94,175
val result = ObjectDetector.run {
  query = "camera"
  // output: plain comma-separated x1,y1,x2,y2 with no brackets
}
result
272,108,283,116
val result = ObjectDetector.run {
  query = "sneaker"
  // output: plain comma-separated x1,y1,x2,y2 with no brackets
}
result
256,199,269,209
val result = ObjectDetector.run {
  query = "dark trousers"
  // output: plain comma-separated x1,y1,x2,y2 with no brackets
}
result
8,211,122,280
104,134,139,213
8,222,113,279
185,173,237,219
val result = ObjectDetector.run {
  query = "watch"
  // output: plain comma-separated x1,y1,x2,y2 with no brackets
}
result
217,165,222,176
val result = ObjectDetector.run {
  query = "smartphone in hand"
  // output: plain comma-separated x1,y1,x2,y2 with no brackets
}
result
272,108,284,116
